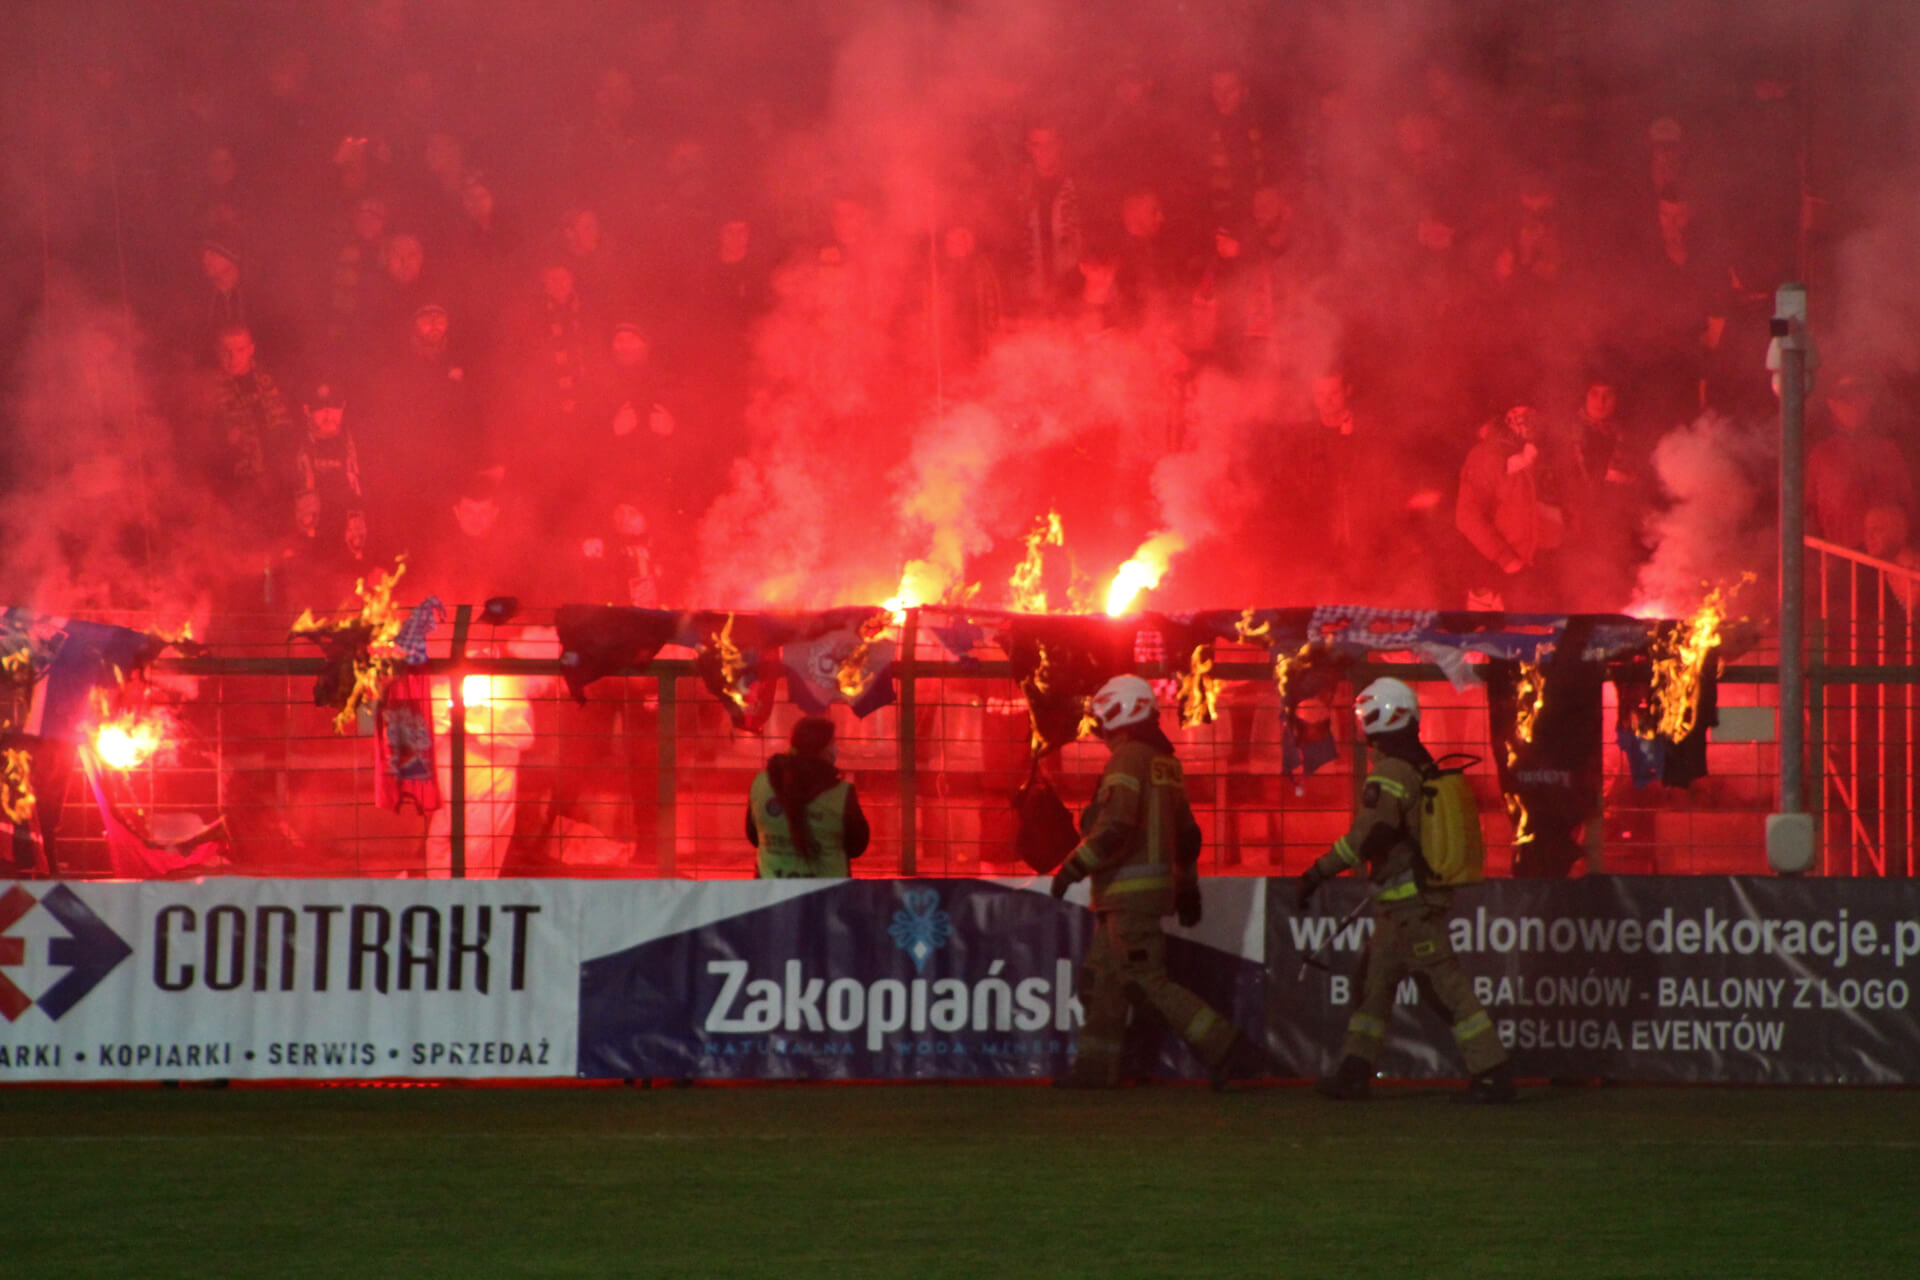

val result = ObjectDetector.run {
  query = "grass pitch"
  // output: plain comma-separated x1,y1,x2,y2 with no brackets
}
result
5,1082,1917,1279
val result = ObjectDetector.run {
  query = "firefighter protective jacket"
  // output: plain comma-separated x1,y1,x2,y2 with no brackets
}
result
1059,735,1201,914
1308,751,1440,909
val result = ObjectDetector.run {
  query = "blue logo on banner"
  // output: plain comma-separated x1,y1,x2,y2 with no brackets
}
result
887,889,952,973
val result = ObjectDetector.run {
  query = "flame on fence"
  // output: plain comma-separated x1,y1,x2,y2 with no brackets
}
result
1271,642,1313,705
2,748,34,823
1513,660,1546,748
1008,511,1065,614
2,646,34,682
1645,575,1749,741
712,613,749,711
292,557,411,732
1177,644,1218,728
836,609,894,701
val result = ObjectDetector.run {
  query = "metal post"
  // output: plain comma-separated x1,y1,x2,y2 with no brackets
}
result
449,604,472,878
898,609,919,877
1768,284,1815,873
1777,284,1807,813
656,676,677,877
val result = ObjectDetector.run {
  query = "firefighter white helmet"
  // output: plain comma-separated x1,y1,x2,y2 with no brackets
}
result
1089,674,1157,733
1355,677,1419,736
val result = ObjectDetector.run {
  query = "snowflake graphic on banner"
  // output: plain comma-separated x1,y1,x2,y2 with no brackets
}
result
887,889,953,974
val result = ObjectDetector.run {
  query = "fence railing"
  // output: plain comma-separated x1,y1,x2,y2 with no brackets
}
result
22,604,1842,881
1807,536,1920,877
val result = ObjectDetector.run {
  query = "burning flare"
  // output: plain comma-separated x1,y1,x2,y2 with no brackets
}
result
87,689,169,772
1105,531,1185,616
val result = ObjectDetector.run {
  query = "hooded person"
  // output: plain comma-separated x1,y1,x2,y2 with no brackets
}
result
744,715,869,878
1048,675,1259,1089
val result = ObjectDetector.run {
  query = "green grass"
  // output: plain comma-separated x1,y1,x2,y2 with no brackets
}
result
4,1084,1917,1279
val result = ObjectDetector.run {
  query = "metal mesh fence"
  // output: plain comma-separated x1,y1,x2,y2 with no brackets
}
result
28,606,1827,881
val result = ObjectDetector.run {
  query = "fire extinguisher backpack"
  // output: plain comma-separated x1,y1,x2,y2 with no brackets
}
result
1418,753,1486,886
1013,756,1080,873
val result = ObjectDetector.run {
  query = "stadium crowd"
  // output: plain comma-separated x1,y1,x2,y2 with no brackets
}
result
5,0,1917,624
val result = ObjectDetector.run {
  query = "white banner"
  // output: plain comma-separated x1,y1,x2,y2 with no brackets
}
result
0,879,579,1081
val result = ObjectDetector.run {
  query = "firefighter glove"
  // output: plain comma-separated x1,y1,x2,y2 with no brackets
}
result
1049,861,1078,899
1294,869,1324,912
1175,878,1203,927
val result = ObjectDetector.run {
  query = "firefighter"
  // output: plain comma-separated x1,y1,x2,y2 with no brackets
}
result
1049,675,1252,1088
1296,677,1516,1102
745,715,869,878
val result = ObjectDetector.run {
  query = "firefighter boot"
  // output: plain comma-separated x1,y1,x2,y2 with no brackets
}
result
1207,1032,1271,1093
1454,1061,1517,1105
1314,1055,1373,1101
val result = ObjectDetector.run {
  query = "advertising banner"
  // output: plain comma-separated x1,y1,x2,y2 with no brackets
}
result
6,875,1919,1084
1270,878,1920,1084
0,879,577,1081
575,877,1269,1082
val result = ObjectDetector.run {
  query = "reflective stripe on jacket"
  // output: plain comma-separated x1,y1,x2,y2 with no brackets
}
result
1066,739,1194,915
1310,753,1435,907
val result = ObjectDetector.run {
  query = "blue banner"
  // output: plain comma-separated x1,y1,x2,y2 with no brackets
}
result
576,879,1267,1081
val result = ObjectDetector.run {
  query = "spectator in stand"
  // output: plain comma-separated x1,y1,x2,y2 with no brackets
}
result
409,466,540,608
925,221,1004,380
195,142,249,248
1808,374,1915,554
1455,405,1570,611
1864,505,1920,618
1083,64,1186,220
368,231,434,347
205,322,298,533
1196,66,1271,230
681,212,768,450
1114,189,1183,327
362,301,483,534
1638,187,1731,425
448,170,519,344
505,262,601,506
1561,371,1648,611
556,207,633,316
269,490,334,615
324,195,391,359
568,501,665,608
295,380,365,541
196,239,249,337
1010,122,1084,315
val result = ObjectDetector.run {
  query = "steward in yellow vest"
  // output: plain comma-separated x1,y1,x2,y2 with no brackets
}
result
745,715,869,878
1296,677,1515,1104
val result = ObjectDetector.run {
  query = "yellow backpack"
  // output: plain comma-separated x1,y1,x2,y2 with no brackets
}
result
1418,754,1485,887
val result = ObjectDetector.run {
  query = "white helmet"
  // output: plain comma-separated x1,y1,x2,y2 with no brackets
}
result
1354,677,1418,737
1089,674,1157,733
